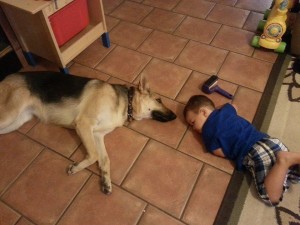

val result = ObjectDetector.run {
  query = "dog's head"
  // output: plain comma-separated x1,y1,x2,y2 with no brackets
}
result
132,75,177,122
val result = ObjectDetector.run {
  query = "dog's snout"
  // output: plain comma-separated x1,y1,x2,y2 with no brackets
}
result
152,110,177,122
169,111,177,120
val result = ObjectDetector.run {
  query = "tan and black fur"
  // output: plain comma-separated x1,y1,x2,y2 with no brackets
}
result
0,71,176,194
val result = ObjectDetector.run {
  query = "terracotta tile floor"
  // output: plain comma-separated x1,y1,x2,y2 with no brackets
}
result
0,0,278,224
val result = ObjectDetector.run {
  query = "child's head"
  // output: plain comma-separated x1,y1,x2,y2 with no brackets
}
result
183,95,215,133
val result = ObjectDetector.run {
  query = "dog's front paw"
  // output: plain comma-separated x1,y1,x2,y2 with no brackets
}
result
101,175,112,195
67,162,78,175
102,183,112,195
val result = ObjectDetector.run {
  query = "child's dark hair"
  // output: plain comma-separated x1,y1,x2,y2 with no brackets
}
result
183,95,215,118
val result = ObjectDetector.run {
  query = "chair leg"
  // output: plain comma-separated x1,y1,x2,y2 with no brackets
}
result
59,67,69,74
101,32,110,48
23,51,36,66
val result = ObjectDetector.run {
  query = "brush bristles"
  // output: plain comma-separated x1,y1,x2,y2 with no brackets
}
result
204,75,218,88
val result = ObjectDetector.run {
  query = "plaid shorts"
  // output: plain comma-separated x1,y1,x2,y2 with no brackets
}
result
242,137,289,206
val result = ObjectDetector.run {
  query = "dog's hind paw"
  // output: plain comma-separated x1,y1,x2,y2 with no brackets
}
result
102,184,112,195
67,163,78,175
101,175,112,195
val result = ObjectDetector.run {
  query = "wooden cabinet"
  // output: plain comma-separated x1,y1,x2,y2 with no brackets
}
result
0,0,110,73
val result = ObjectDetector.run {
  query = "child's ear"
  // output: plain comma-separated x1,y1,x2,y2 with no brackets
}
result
199,108,209,117
198,108,206,115
197,108,203,114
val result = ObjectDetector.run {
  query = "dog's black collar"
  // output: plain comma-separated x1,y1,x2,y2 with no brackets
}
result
127,86,135,122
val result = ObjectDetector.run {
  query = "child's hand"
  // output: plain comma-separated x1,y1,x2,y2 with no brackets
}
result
231,103,238,112
213,148,226,158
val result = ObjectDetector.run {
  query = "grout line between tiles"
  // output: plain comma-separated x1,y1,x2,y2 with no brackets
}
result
106,5,272,66
204,2,217,20
119,138,151,187
93,44,118,69
122,115,234,174
135,203,150,225
54,173,93,225
97,26,274,92
1,198,38,225
125,124,233,174
179,162,205,221
0,147,46,199
117,182,191,224
14,215,36,225
22,136,80,162
134,202,148,225
174,69,193,101
136,203,190,225
137,4,154,26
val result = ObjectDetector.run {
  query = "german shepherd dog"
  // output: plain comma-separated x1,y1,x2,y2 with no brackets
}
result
0,71,176,194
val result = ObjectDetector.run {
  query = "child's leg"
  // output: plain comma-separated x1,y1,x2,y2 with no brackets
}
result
264,151,300,204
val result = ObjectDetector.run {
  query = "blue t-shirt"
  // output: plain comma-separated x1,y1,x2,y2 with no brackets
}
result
202,103,267,170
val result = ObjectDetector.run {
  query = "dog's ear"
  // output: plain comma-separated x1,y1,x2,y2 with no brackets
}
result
138,74,150,94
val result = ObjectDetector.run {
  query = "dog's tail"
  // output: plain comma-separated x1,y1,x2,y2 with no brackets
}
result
0,78,13,106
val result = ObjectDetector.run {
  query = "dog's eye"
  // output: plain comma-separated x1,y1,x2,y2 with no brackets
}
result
156,98,162,104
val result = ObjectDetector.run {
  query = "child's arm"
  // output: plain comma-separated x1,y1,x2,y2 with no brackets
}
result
217,103,238,113
212,148,226,158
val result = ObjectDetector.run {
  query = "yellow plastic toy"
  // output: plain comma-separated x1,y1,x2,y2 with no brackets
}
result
251,0,292,53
